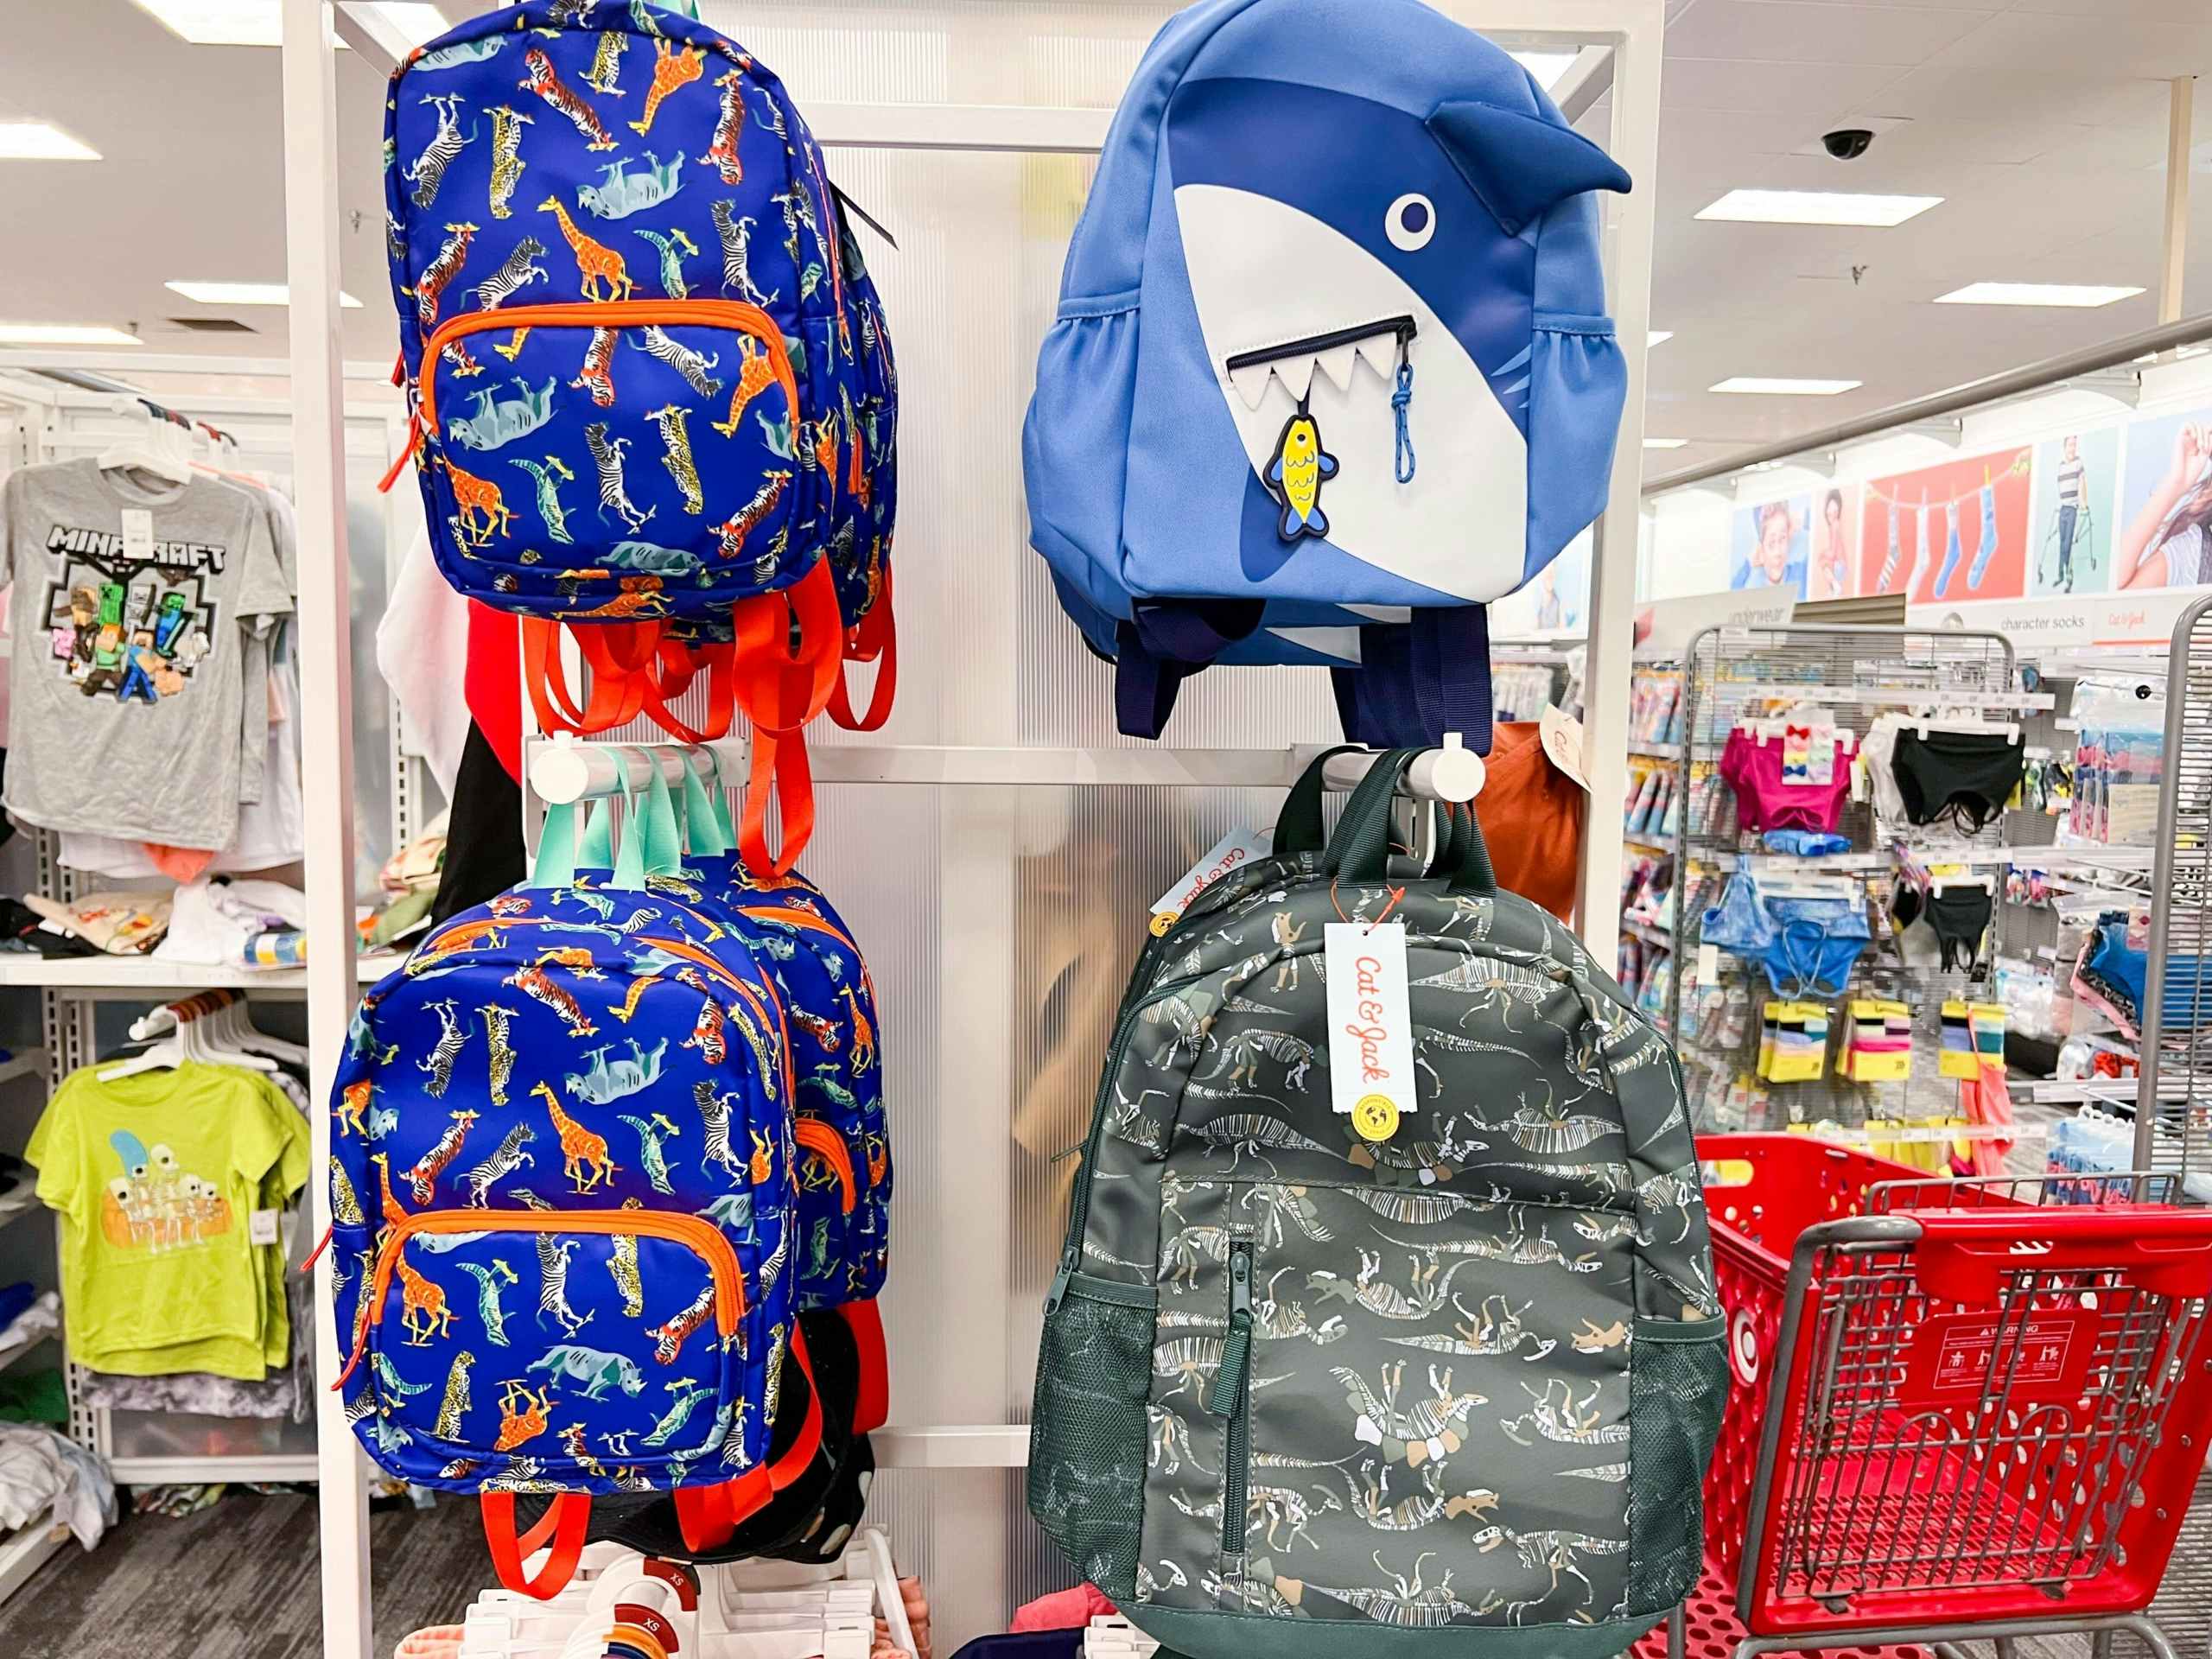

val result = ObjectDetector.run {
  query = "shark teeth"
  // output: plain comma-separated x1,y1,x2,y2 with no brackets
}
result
1229,360,1274,411
1313,341,1363,395
1224,341,1391,409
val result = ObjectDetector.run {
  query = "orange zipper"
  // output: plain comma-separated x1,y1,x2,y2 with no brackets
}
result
419,301,798,437
740,907,857,954
792,1119,856,1215
367,1209,745,1337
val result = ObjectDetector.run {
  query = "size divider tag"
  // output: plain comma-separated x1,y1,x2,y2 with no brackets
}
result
119,509,155,563
1325,921,1415,1138
1149,827,1272,937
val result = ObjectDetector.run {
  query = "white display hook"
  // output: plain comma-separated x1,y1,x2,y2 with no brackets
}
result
1319,734,1486,805
528,733,751,806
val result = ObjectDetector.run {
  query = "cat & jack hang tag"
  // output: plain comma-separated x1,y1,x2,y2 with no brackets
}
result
1325,921,1415,1136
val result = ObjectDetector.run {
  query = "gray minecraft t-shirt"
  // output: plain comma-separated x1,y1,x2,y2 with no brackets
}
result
1,461,293,848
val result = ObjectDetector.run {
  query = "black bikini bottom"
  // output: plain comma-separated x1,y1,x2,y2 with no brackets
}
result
1891,728,2024,834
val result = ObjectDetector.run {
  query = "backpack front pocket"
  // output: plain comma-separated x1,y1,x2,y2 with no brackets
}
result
416,301,804,610
356,1208,753,1484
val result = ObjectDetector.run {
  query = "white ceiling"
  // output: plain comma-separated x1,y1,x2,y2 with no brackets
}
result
5,0,2212,474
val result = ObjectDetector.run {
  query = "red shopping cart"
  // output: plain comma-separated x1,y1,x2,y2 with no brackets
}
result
1640,1135,2212,1659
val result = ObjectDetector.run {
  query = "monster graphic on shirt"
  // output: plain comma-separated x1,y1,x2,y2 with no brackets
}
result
100,1128,232,1254
40,524,225,704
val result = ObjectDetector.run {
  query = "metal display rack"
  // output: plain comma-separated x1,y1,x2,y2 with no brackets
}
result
1664,624,2043,1133
2139,594,2212,1185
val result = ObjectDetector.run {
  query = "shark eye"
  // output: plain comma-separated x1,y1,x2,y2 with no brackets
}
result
1387,194,1436,251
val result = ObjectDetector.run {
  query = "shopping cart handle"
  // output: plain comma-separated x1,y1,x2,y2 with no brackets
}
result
1912,1208,2212,1304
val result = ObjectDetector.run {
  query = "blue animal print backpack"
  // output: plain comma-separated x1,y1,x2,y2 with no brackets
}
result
329,772,834,1598
383,0,899,868
1024,0,1630,746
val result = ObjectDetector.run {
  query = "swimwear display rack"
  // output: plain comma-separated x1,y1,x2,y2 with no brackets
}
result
1664,623,2043,1133
2139,593,2212,1185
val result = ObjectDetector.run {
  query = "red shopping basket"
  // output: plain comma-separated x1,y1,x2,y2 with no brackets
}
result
1739,1204,2212,1637
1690,1135,2016,1584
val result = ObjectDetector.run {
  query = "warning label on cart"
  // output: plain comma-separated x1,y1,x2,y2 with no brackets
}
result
1902,1310,2097,1404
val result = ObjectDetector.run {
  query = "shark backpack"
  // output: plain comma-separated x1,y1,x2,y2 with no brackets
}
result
383,0,899,874
1029,752,1726,1658
1023,0,1630,747
327,777,836,1599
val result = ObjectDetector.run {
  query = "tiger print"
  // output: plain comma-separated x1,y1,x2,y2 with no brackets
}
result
480,1004,518,1106
709,470,790,562
413,222,477,332
520,48,617,151
569,327,618,408
708,70,747,184
505,961,598,1039
648,1281,715,1364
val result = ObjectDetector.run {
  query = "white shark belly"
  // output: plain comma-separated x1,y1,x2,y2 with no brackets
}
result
1173,182,1529,604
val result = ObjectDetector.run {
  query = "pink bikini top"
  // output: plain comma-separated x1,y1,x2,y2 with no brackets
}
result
1721,728,1853,835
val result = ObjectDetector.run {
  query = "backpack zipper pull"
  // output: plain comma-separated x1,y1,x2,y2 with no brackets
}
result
1043,1246,1077,1316
1209,1244,1254,1418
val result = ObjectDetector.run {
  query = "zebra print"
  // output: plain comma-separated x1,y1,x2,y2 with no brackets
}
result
406,97,477,211
633,326,724,397
472,238,548,312
535,1236,593,1336
584,422,652,533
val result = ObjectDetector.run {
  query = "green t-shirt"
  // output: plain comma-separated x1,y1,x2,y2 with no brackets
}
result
28,1061,308,1381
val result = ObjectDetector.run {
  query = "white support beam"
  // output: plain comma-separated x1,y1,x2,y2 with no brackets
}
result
1548,45,1615,123
331,0,409,71
281,3,372,1657
1573,0,1664,959
0,351,401,382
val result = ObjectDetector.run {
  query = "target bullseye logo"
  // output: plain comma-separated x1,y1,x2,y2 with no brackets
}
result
1730,1305,1761,1388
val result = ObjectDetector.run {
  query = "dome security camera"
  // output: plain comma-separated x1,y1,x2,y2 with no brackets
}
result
1823,128,1876,161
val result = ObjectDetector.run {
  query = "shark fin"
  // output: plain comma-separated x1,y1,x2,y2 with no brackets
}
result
1426,100,1631,236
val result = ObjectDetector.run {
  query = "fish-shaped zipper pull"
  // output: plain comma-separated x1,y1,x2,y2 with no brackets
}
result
1266,400,1339,543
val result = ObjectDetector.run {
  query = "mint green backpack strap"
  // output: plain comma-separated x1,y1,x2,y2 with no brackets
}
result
579,785,616,871
680,755,729,861
528,801,581,889
705,748,739,849
632,751,688,882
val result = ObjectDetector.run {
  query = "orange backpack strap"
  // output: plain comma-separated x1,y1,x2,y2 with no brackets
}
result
828,572,897,734
737,724,815,880
730,560,842,735
523,618,652,734
481,1491,590,1600
641,640,739,745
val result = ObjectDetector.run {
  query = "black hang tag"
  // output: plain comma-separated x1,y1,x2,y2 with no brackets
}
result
830,182,899,251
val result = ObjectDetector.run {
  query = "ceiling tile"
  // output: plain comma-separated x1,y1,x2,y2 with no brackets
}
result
1662,55,1906,114
1665,1,1997,66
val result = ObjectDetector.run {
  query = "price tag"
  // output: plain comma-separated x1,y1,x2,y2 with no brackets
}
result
1325,921,1414,1128
120,510,155,563
1697,942,1720,985
1149,828,1271,931
249,1208,280,1246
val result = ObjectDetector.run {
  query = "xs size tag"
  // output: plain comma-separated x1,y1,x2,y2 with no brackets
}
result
120,510,155,563
1325,921,1415,1126
1150,827,1272,932
249,1208,280,1246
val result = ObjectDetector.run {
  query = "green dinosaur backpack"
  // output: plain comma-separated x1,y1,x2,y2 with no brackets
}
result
1030,750,1725,1656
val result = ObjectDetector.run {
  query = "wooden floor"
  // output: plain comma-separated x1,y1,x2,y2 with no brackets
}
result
0,1491,491,1657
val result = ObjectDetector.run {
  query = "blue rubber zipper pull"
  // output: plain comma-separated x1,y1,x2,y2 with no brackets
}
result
1392,332,1417,486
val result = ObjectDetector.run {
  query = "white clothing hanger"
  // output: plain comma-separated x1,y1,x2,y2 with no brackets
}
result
94,398,194,487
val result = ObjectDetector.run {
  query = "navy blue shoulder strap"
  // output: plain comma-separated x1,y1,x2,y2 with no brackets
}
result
1332,607,1494,753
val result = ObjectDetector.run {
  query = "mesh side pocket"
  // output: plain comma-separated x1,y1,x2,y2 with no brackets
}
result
1027,1275,1154,1603
1626,1318,1729,1615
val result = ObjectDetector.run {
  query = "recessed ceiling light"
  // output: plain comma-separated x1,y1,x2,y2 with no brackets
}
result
1643,437,1688,449
1710,376,1862,396
0,121,99,162
0,323,142,346
1935,282,2145,308
1648,330,1674,348
1696,189,1942,227
166,280,363,308
1509,51,1580,90
128,0,446,48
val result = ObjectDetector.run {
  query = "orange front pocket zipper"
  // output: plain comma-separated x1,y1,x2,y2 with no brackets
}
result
418,300,798,437
366,1208,746,1336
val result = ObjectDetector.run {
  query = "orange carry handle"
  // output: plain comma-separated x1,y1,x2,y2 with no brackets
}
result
482,1491,590,1600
